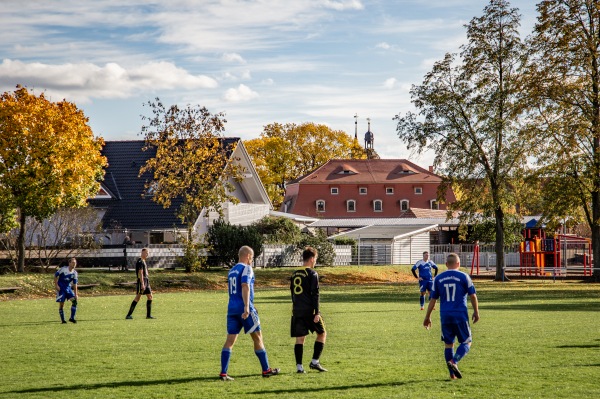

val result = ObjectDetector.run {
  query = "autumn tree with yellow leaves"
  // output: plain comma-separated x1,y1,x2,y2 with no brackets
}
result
0,86,106,272
245,122,364,208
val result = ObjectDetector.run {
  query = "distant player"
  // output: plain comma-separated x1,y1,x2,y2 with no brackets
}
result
219,245,280,381
290,246,327,373
125,248,154,320
423,253,480,379
54,258,78,324
411,251,439,310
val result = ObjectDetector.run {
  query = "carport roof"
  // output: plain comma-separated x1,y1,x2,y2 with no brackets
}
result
328,224,438,240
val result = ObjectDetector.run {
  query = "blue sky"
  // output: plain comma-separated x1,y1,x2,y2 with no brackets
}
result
1,0,536,166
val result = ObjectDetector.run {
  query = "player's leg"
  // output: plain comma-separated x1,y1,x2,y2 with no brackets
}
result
295,336,306,373
220,315,242,380
441,323,460,379
57,297,66,323
69,297,78,323
419,283,426,310
292,315,308,373
145,291,154,319
453,321,473,364
126,290,142,319
249,330,279,377
309,316,327,372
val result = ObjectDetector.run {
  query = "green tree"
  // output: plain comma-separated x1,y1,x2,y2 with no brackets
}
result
253,216,302,244
394,0,532,281
297,230,335,266
0,86,106,272
245,122,359,208
526,0,600,280
206,219,263,266
139,98,244,270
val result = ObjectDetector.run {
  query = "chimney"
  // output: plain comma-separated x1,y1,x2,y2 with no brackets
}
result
428,165,434,173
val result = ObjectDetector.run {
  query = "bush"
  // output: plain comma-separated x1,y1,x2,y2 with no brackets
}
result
252,216,302,244
296,230,335,266
206,219,264,267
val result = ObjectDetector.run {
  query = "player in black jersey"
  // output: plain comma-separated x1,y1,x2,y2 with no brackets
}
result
290,246,327,373
125,248,154,320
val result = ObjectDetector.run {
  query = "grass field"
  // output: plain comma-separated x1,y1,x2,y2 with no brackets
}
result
0,272,599,399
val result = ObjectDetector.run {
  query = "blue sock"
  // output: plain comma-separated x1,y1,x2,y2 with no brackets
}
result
220,348,232,375
255,348,270,372
70,306,77,320
420,296,425,307
445,347,455,377
59,309,65,322
454,343,470,363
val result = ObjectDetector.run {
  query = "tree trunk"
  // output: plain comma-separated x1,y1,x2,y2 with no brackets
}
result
17,211,26,273
494,206,507,281
592,191,600,282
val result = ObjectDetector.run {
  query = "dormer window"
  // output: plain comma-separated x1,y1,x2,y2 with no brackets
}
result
316,200,326,213
337,164,359,175
415,187,423,195
430,199,439,210
386,187,394,195
347,200,356,212
359,187,367,195
330,187,339,195
400,199,409,211
373,199,383,212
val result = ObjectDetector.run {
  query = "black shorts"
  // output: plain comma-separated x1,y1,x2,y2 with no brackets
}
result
291,313,326,337
136,280,151,295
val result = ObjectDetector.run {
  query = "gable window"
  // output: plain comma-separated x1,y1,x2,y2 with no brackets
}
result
414,187,423,195
400,199,409,211
386,187,394,195
430,199,439,210
316,200,326,213
359,187,367,195
347,200,356,212
373,199,383,212
330,187,339,195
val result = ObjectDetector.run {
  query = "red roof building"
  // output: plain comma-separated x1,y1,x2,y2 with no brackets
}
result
281,159,455,218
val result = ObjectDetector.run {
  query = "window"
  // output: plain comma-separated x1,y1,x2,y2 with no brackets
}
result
330,187,339,195
347,200,356,212
430,199,439,210
359,187,367,195
316,200,326,212
373,199,383,212
414,187,423,195
400,200,409,211
386,187,394,195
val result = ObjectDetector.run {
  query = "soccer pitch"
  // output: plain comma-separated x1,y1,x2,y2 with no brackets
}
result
0,282,598,399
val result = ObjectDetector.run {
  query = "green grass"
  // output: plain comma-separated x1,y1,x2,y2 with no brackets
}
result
0,280,599,398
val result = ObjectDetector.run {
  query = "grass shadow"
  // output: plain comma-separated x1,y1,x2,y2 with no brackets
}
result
249,380,420,395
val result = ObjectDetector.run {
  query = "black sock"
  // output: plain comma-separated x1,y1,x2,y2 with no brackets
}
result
146,300,152,317
312,341,324,362
294,344,303,365
127,300,138,317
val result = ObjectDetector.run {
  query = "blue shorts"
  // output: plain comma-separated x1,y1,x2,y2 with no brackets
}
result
441,321,472,345
227,309,261,335
419,280,434,293
56,287,75,303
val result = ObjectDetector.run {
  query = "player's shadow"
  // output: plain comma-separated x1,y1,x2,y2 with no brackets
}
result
481,302,599,312
250,380,419,395
2,375,250,395
0,320,58,327
556,343,600,349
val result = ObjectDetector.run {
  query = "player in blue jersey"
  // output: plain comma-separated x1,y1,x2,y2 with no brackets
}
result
423,253,479,379
54,258,79,324
219,245,280,381
411,251,439,310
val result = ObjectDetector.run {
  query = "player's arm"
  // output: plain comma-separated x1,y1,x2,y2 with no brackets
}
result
411,265,419,279
54,275,60,291
469,293,480,323
423,297,437,329
432,263,439,277
137,266,145,289
241,283,250,319
311,272,321,322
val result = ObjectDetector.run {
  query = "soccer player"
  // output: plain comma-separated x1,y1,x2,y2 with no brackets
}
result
219,245,280,381
423,253,480,380
290,246,327,373
411,251,439,310
54,258,79,324
125,248,154,320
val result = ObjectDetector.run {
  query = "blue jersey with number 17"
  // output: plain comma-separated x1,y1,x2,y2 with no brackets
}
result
227,263,255,315
430,269,476,323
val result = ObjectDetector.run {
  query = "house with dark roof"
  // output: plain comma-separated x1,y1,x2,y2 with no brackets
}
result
281,159,456,218
89,139,271,245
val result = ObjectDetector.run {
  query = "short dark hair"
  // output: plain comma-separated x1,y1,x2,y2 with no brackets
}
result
302,246,318,262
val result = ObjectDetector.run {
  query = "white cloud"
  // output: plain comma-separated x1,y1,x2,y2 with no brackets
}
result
383,77,398,89
0,59,218,102
376,42,391,50
222,52,247,64
321,0,364,11
261,78,275,85
223,84,259,103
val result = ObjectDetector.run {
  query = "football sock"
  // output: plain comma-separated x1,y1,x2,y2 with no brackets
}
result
255,348,270,372
454,343,470,363
420,296,425,308
70,305,77,320
59,309,65,322
312,341,324,363
127,300,138,317
220,348,232,375
146,300,152,317
444,347,454,363
294,344,303,366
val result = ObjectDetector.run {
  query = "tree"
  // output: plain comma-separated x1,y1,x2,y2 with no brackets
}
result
206,219,263,266
526,0,600,280
296,229,335,266
253,216,302,244
139,98,244,270
245,122,360,208
394,0,532,281
0,86,106,272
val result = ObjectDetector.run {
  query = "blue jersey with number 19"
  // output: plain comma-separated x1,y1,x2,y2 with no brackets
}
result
227,263,255,315
430,269,476,323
